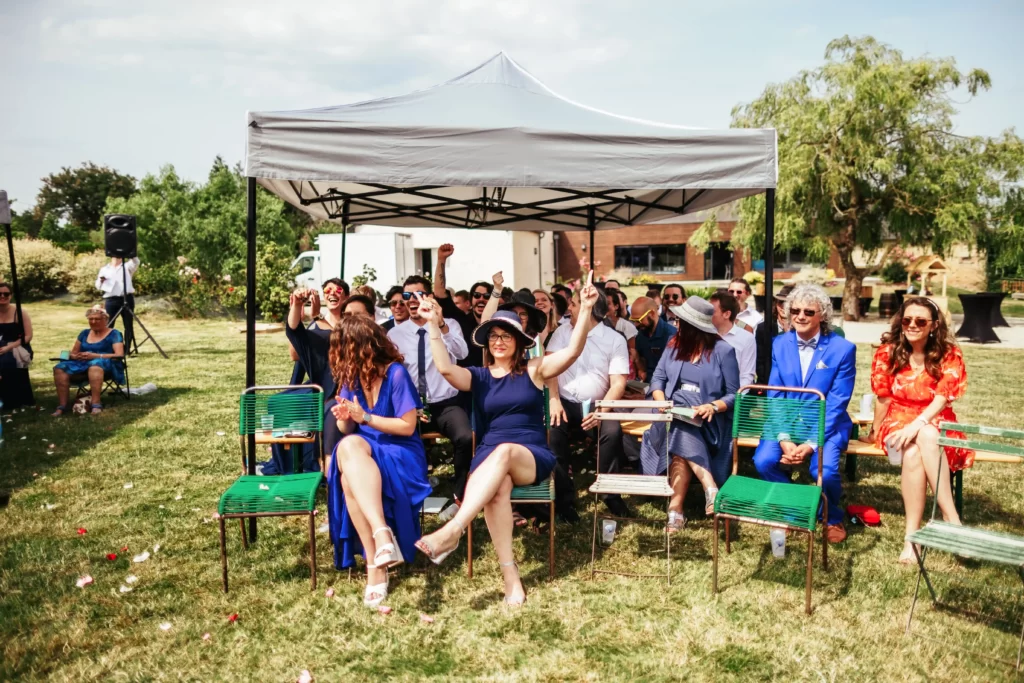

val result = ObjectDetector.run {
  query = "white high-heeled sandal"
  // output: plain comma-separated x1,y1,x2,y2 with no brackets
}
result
372,526,404,568
363,563,389,608
416,521,463,565
704,487,719,516
500,561,527,607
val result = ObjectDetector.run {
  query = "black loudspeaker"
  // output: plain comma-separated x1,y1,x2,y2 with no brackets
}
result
104,214,137,258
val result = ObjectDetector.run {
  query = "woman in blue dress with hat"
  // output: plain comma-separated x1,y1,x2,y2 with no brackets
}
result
324,314,431,608
413,273,601,606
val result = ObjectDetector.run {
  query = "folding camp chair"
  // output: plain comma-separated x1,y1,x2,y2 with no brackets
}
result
217,385,324,592
72,356,130,402
712,385,828,615
905,421,1024,670
588,400,674,583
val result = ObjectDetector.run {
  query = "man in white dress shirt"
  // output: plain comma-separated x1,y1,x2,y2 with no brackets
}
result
387,275,473,499
547,289,630,520
728,278,763,332
709,290,757,388
96,256,139,351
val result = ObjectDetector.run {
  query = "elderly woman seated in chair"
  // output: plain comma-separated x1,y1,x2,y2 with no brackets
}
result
52,305,126,416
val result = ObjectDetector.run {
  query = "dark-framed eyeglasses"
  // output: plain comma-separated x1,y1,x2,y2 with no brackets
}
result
488,332,514,343
901,316,932,329
471,291,489,300
402,291,429,301
791,308,818,318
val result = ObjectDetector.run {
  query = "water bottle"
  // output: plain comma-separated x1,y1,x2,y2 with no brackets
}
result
438,502,460,523
770,528,786,558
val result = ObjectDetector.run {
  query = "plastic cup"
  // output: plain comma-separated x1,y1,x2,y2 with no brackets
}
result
886,439,903,466
769,528,786,558
582,399,592,418
261,414,274,431
601,519,617,545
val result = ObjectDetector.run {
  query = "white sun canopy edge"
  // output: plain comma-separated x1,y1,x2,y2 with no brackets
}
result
246,53,777,231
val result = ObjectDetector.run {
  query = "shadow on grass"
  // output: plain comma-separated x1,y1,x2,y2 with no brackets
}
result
0,387,190,495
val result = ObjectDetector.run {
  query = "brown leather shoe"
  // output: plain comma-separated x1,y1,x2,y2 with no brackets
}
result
826,523,847,543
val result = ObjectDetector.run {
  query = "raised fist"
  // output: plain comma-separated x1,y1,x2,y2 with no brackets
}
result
438,244,455,261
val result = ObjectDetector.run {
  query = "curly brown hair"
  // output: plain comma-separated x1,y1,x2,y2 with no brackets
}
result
880,296,956,381
328,315,404,396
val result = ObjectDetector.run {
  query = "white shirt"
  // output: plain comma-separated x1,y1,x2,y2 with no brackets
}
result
736,304,763,330
547,321,629,404
797,331,821,382
722,324,756,388
387,318,468,403
96,258,139,297
613,318,638,341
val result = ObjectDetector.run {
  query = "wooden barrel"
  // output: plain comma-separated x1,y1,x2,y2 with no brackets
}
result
878,292,898,318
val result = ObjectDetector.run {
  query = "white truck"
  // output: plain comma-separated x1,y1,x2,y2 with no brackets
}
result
291,232,416,293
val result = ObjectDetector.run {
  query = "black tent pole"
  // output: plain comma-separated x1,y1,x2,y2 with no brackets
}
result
340,199,350,280
3,224,24,345
587,206,595,272
762,188,776,371
246,177,258,543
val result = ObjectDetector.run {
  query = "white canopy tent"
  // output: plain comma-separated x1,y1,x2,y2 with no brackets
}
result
240,54,779,538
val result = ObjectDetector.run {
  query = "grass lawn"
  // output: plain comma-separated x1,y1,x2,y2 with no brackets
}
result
4,301,1024,681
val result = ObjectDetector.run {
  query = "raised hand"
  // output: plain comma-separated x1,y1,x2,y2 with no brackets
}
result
417,295,440,324
290,288,312,307
578,270,599,310
438,243,455,261
492,270,504,289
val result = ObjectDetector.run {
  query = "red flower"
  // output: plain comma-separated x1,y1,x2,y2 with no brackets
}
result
227,613,239,623
77,528,87,535
121,545,129,551
106,553,118,561
227,286,235,293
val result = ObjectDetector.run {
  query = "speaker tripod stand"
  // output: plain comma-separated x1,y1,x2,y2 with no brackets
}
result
109,260,168,359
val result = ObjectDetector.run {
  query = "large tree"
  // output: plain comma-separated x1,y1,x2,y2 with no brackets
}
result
730,35,1023,319
35,162,137,234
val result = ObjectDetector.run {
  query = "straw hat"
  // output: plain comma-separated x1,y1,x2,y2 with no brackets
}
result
668,296,717,335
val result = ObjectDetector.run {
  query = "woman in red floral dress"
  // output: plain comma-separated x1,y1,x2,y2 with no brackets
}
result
870,297,971,564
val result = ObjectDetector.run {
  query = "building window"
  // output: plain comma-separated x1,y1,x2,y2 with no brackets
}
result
614,244,686,275
772,246,820,269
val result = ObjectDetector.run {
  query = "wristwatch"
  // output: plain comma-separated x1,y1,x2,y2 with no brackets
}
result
362,413,372,426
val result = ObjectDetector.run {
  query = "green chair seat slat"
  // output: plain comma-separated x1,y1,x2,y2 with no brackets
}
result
511,478,554,502
733,393,825,446
941,422,1024,441
715,475,821,531
239,392,324,435
937,436,1024,458
219,473,322,515
908,521,1024,566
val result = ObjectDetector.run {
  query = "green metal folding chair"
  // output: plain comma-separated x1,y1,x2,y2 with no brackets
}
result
218,385,324,592
905,421,1024,670
713,385,828,614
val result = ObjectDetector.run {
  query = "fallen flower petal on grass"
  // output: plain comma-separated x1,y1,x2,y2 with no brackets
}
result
44,503,58,511
175,495,183,501
49,444,55,449
20,436,26,440
378,605,392,615
77,528,87,535
133,551,150,563
76,575,94,588
153,543,161,553
325,588,335,598
227,613,239,623
297,670,313,683
119,585,133,593
123,483,134,489
124,575,138,584
419,613,435,624
216,431,226,437
159,622,172,631
121,545,129,552
106,553,118,561
202,633,211,641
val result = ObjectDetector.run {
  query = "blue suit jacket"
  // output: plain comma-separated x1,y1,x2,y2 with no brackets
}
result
767,330,856,447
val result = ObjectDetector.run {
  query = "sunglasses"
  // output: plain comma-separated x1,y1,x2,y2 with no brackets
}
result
471,292,489,300
402,291,429,300
0,292,11,298
629,310,652,324
664,293,683,301
388,299,407,308
727,289,746,296
791,308,818,318
901,316,933,329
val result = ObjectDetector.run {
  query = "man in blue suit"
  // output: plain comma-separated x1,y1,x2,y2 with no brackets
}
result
753,284,856,543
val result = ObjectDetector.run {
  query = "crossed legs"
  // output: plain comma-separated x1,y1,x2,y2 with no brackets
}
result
900,424,961,562
668,455,717,517
417,443,537,602
336,435,390,588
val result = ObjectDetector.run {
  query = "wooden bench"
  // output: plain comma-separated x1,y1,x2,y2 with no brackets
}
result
620,420,1021,518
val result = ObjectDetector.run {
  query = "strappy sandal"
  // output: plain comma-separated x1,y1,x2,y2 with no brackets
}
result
90,403,104,415
372,527,404,568
704,487,719,516
512,510,529,528
415,521,463,565
500,561,527,607
666,510,687,533
363,563,389,608
51,405,69,417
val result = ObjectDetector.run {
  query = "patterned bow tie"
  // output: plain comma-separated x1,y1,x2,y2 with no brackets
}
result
797,337,818,351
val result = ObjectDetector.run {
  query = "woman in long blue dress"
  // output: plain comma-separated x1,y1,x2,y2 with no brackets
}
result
640,296,739,530
325,314,431,608
52,305,125,415
414,274,601,606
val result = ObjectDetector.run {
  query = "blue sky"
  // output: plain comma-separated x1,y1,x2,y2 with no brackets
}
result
1,0,1021,211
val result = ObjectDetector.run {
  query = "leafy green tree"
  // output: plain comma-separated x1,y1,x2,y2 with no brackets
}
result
35,162,136,235
7,200,43,239
104,165,194,269
730,36,1023,319
983,187,1024,284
